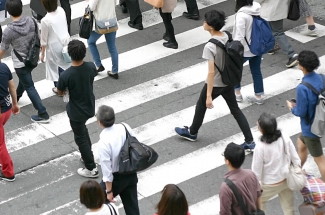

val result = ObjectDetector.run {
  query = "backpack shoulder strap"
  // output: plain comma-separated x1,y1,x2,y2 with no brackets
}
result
207,38,225,73
224,178,250,215
301,82,319,95
121,123,130,138
223,31,233,41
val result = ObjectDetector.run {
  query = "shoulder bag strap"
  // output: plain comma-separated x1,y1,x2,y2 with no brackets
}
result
301,82,319,95
281,136,291,165
208,38,225,73
107,203,118,215
13,18,38,62
121,123,130,138
224,178,250,215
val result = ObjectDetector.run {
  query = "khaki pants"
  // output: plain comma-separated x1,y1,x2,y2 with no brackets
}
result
261,180,294,215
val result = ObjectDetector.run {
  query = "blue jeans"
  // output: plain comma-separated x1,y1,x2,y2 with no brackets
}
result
87,31,118,73
234,55,264,95
15,67,49,118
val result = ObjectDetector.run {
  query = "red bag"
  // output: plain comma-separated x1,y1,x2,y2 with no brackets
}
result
301,174,325,207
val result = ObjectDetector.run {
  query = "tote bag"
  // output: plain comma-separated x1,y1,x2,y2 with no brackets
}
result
79,6,93,39
144,0,163,8
301,174,325,207
287,0,300,21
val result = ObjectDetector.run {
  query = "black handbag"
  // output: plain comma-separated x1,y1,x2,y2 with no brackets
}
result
79,6,93,39
287,0,300,21
225,178,265,215
118,123,158,174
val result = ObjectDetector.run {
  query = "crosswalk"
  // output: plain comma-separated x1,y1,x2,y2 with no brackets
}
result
1,0,325,214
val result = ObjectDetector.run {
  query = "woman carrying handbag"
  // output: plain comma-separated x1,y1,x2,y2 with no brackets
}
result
252,113,301,215
40,0,71,95
87,0,119,79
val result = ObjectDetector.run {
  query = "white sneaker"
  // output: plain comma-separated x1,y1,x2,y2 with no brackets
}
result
301,28,319,37
77,167,99,178
247,96,264,105
236,94,243,102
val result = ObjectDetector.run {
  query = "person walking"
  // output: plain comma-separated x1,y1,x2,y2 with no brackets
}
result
80,180,119,215
154,184,190,215
252,113,300,215
219,142,263,214
159,0,178,49
183,0,199,20
59,0,71,34
96,105,140,215
0,0,50,123
88,0,119,79
175,10,255,151
119,0,143,30
255,0,299,68
233,0,264,105
57,40,98,178
40,0,71,96
286,50,325,180
0,62,20,182
299,0,318,37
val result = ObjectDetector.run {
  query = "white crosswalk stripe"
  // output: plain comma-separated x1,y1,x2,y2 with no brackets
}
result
1,0,325,214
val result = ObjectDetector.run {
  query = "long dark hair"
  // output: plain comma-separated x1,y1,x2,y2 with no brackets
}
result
258,113,282,144
235,0,253,12
156,184,188,215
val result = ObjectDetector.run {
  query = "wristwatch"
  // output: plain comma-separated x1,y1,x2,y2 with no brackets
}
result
106,189,112,194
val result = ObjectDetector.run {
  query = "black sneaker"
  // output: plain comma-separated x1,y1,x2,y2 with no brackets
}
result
31,115,51,123
182,12,199,20
175,126,197,141
128,21,143,30
97,65,105,72
163,41,178,49
286,54,298,68
240,141,256,151
0,172,15,182
267,43,280,55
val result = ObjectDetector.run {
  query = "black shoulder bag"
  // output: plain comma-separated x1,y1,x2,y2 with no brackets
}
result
224,178,265,215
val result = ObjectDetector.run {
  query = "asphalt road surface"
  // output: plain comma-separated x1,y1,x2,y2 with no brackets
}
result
1,0,325,214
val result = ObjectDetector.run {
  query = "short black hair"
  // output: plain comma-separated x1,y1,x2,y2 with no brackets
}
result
204,10,226,31
224,142,245,169
258,113,282,144
6,0,23,17
79,180,105,210
68,40,86,61
298,50,320,73
41,0,58,12
96,105,115,128
235,0,253,12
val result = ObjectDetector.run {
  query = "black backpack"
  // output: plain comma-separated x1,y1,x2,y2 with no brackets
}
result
208,31,244,86
14,18,40,69
118,123,158,174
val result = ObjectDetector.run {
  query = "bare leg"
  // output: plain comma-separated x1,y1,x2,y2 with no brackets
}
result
297,137,308,166
305,16,315,26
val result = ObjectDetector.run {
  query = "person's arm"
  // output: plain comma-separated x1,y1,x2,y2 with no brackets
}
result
287,136,301,166
290,86,308,117
206,59,215,109
8,79,19,115
251,143,263,182
56,75,66,96
219,184,233,215
256,196,262,209
98,143,114,202
0,28,12,61
40,19,48,63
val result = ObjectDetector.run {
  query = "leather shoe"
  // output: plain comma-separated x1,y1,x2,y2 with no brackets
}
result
120,4,127,13
128,21,143,30
163,33,170,41
163,41,178,49
183,12,199,20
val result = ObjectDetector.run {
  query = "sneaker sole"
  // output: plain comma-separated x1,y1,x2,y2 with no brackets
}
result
267,52,275,55
0,177,15,182
31,118,51,123
77,173,99,178
176,134,197,142
286,59,298,68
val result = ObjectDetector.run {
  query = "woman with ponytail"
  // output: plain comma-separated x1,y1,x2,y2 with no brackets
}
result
252,112,300,215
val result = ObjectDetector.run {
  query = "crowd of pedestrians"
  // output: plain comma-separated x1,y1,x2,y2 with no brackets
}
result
0,0,324,214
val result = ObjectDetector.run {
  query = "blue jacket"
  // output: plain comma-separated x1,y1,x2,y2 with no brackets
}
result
292,72,324,138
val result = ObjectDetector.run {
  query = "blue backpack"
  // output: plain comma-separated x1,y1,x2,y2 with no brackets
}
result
245,15,274,56
0,0,6,11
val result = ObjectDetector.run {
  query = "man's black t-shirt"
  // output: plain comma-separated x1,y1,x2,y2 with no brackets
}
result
57,62,97,122
0,63,12,113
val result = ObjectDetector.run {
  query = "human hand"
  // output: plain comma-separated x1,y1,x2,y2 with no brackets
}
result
206,96,213,109
12,105,20,115
107,193,115,202
286,100,295,110
40,54,45,63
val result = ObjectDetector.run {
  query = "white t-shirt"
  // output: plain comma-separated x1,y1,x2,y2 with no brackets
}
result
85,204,119,215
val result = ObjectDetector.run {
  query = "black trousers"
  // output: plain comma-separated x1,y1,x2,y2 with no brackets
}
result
60,0,71,34
100,173,140,215
120,0,142,25
190,84,253,143
184,0,199,15
69,120,96,170
159,9,176,42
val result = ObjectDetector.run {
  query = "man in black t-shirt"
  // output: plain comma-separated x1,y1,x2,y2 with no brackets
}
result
0,63,20,182
57,40,98,178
